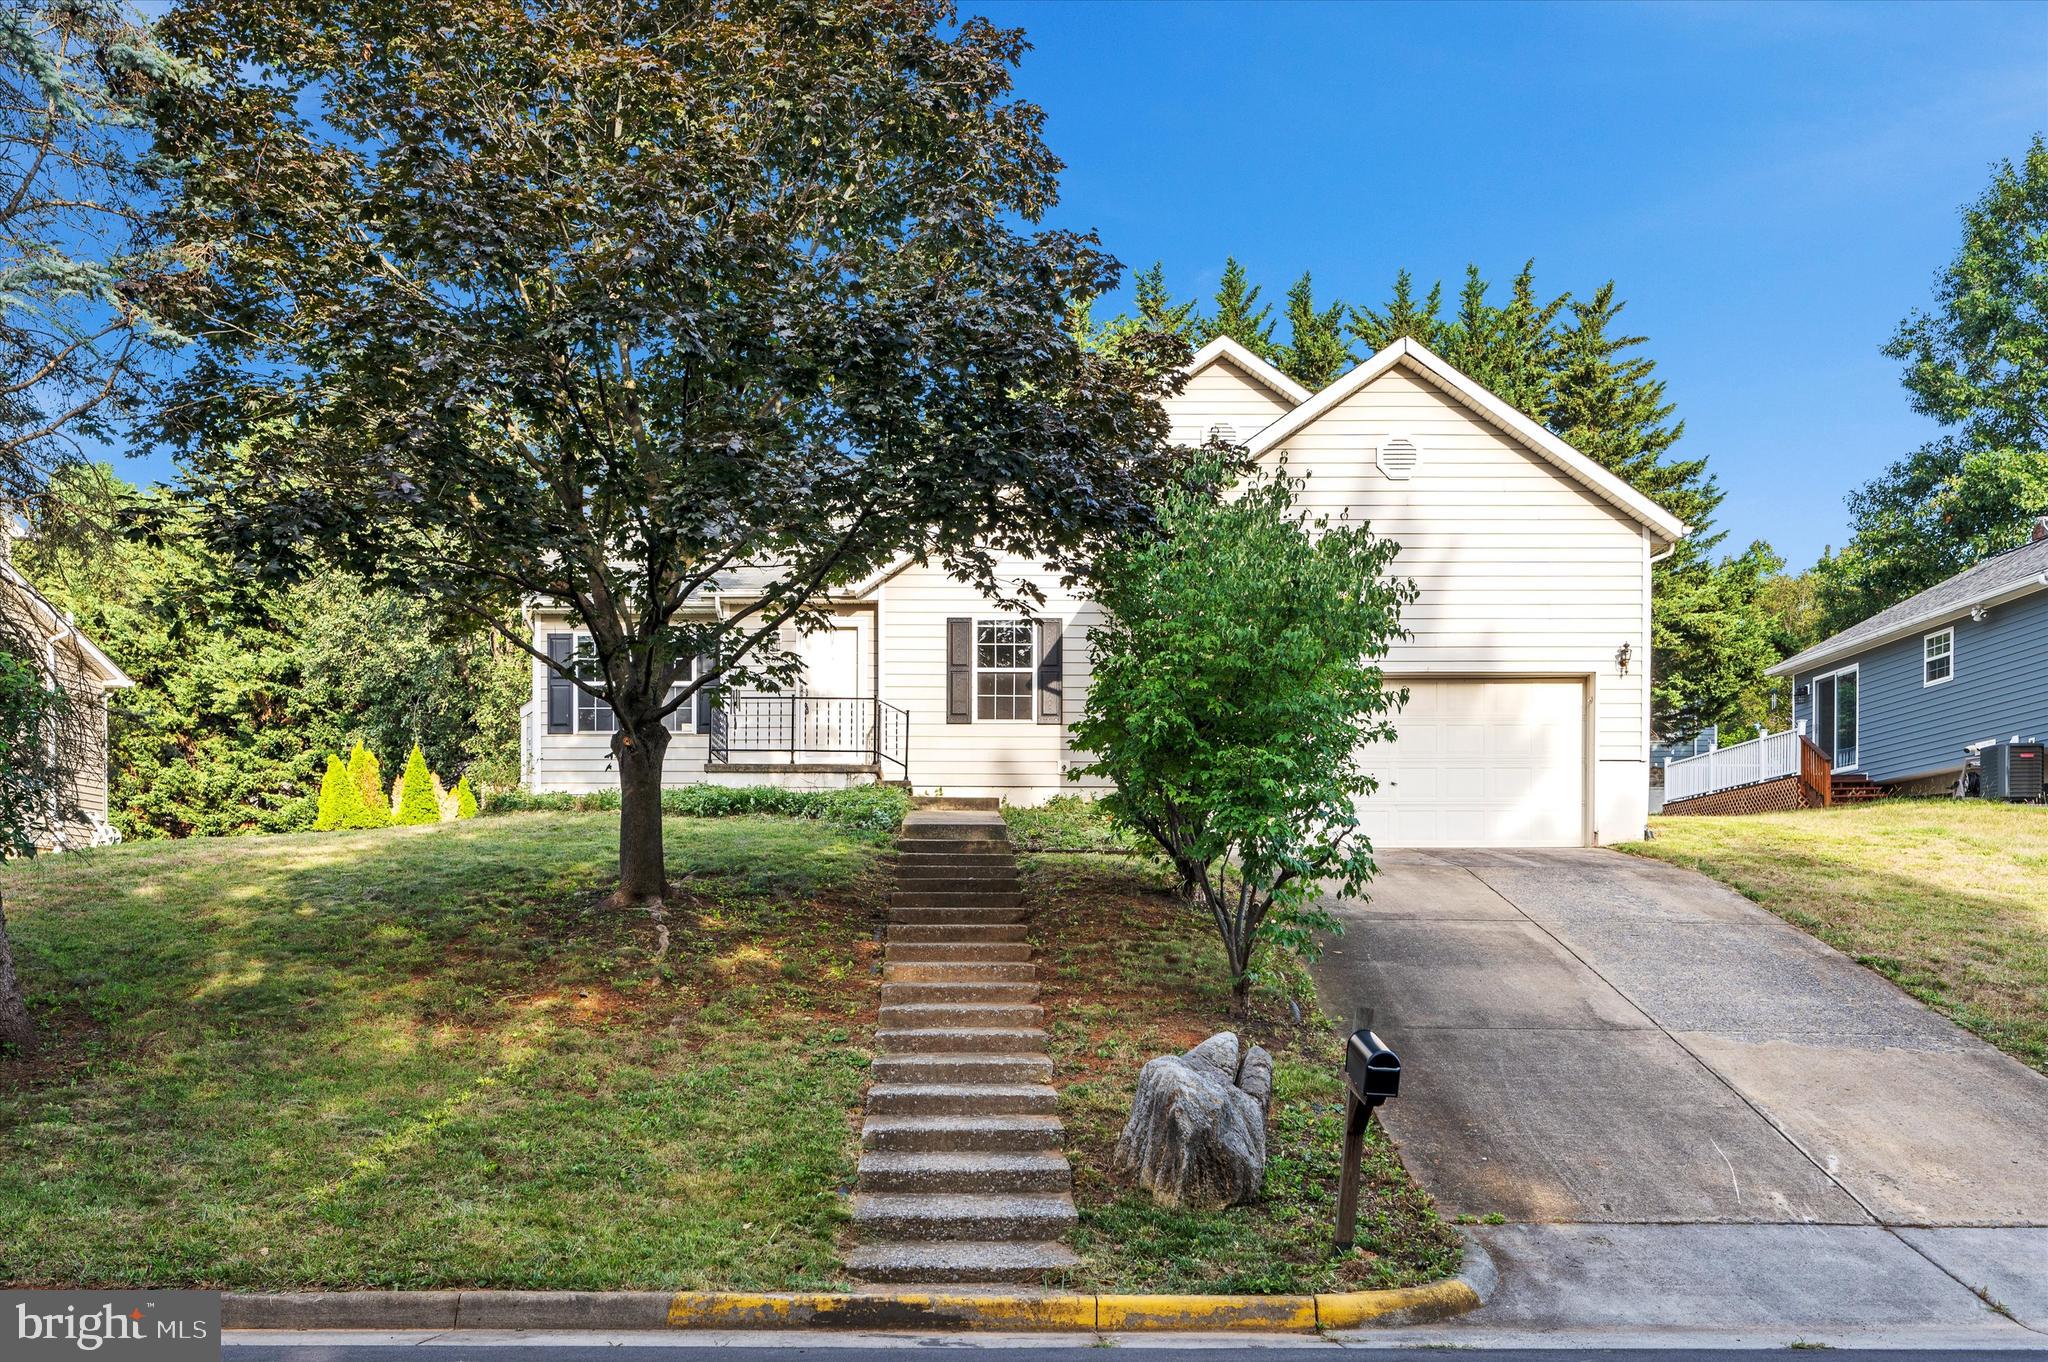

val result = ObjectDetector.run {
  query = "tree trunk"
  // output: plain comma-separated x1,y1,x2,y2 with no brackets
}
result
0,897,36,1058
612,720,672,906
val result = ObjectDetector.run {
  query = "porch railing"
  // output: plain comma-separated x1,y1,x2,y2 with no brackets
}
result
707,695,908,778
1665,729,1828,804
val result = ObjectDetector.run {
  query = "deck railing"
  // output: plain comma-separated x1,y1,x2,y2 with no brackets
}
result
707,695,908,778
1664,730,1819,803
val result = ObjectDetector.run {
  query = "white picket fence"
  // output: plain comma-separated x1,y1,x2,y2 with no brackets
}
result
1664,730,1805,803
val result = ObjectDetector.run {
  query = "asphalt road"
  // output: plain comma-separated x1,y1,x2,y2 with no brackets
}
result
224,1346,2045,1362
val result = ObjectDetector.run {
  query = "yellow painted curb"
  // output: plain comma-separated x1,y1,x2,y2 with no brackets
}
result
666,1290,1095,1330
1098,1293,1318,1331
1316,1278,1484,1330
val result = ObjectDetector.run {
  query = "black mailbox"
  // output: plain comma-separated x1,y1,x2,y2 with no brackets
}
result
1346,1029,1401,1102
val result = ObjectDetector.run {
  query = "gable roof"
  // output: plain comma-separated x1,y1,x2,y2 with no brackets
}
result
1767,531,2048,677
1180,335,1312,408
0,562,134,688
1240,337,1690,546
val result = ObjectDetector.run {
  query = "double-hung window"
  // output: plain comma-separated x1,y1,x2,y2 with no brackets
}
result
975,620,1034,720
1923,628,1954,687
572,636,615,733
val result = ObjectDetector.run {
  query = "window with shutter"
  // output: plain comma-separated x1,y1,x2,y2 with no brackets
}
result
975,620,1034,720
572,636,615,733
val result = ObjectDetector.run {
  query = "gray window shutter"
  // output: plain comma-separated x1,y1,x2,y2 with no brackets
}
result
545,633,572,733
1036,618,1063,725
947,618,972,724
696,655,715,733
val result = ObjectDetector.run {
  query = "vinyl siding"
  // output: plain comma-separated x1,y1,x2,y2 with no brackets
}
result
1793,587,2048,783
1256,362,1651,841
1167,357,1295,447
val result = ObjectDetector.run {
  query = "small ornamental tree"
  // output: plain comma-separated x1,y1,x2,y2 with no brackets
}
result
1072,461,1415,1011
312,753,350,831
394,745,442,826
452,776,479,820
346,742,388,826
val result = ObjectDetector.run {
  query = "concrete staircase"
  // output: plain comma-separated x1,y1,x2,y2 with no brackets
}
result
845,802,1078,1285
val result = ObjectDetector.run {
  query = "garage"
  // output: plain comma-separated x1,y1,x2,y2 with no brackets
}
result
1355,679,1587,848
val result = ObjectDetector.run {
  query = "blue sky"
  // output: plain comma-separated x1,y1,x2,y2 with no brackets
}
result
971,0,2048,568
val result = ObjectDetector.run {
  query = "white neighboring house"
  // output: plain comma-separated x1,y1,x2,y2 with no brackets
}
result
522,335,1686,848
0,562,134,851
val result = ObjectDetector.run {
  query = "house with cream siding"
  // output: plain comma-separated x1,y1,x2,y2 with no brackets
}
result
523,334,1687,847
0,562,133,851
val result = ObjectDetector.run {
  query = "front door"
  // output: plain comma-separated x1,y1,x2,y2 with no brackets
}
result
1813,668,1859,770
797,625,865,761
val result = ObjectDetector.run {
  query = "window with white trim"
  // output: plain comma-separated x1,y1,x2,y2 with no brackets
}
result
572,636,615,733
975,619,1034,721
1923,628,1954,687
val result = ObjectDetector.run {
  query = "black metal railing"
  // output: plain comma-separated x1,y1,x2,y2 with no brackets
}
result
707,695,908,777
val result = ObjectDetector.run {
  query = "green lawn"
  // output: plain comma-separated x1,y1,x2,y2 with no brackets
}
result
1622,800,2048,1073
0,814,888,1290
1024,853,1461,1295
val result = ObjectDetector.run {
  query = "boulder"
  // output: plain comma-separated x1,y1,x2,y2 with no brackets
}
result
1112,1031,1276,1210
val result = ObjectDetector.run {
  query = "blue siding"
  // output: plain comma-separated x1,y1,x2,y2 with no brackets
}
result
1792,588,2048,782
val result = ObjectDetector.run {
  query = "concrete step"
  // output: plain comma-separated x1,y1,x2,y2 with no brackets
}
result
886,923,1030,944
857,1150,1071,1194
850,1191,1077,1242
886,941,1033,963
879,1002,1043,1031
871,1051,1053,1085
888,905,1031,926
894,837,1012,856
893,871,1022,890
879,981,1039,1006
877,1025,1048,1054
867,1082,1058,1117
861,1113,1063,1153
884,961,1038,984
891,890,1024,909
844,1239,1079,1285
911,796,1003,812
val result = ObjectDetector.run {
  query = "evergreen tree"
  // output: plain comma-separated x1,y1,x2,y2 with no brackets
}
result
1437,262,1566,420
313,753,350,831
346,742,389,827
1349,269,1446,352
1199,257,1277,358
1278,272,1355,390
452,775,479,820
394,744,442,825
1132,262,1199,339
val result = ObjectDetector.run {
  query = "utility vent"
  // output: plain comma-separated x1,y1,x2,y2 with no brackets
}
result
1376,434,1421,480
1207,422,1238,446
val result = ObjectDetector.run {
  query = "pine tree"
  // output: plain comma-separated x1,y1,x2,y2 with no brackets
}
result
1349,269,1446,352
452,775,479,819
394,744,443,825
1131,262,1199,339
1436,262,1566,421
313,753,350,831
346,741,389,827
1199,257,1277,358
1277,272,1355,390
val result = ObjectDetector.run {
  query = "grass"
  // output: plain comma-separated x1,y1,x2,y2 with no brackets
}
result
1024,853,1461,1295
0,813,892,1290
1621,800,2048,1074
1000,795,1146,853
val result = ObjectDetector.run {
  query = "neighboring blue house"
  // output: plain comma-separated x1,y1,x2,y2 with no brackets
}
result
1768,519,2048,791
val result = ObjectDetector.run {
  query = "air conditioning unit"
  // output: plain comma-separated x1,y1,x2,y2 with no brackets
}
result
1978,740,2045,801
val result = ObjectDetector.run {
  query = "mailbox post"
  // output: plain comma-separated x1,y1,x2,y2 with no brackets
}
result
1335,1028,1401,1250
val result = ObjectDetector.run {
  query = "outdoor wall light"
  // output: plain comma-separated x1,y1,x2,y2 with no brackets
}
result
1616,641,1632,675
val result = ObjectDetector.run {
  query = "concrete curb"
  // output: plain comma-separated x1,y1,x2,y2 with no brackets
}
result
223,1235,1495,1334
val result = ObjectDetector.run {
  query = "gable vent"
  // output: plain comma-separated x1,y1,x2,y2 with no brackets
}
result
1376,434,1421,480
1207,422,1238,446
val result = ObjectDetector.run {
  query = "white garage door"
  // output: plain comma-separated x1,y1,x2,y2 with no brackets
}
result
1355,680,1586,848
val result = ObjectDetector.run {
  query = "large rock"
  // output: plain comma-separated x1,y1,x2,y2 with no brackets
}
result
1113,1032,1275,1210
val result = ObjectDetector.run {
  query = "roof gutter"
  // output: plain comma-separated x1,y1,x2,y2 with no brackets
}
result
1766,572,2048,678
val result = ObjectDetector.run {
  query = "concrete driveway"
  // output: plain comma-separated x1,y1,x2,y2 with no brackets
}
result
1312,847,2048,1340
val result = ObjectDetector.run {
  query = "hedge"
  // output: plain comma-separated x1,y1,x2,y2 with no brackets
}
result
482,782,910,831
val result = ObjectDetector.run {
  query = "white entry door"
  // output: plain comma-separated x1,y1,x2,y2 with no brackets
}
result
796,625,865,761
1354,679,1586,848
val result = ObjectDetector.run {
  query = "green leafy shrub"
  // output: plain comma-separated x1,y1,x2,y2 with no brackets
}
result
483,783,908,831
393,744,443,825
1002,795,1145,852
451,775,478,819
312,754,351,831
